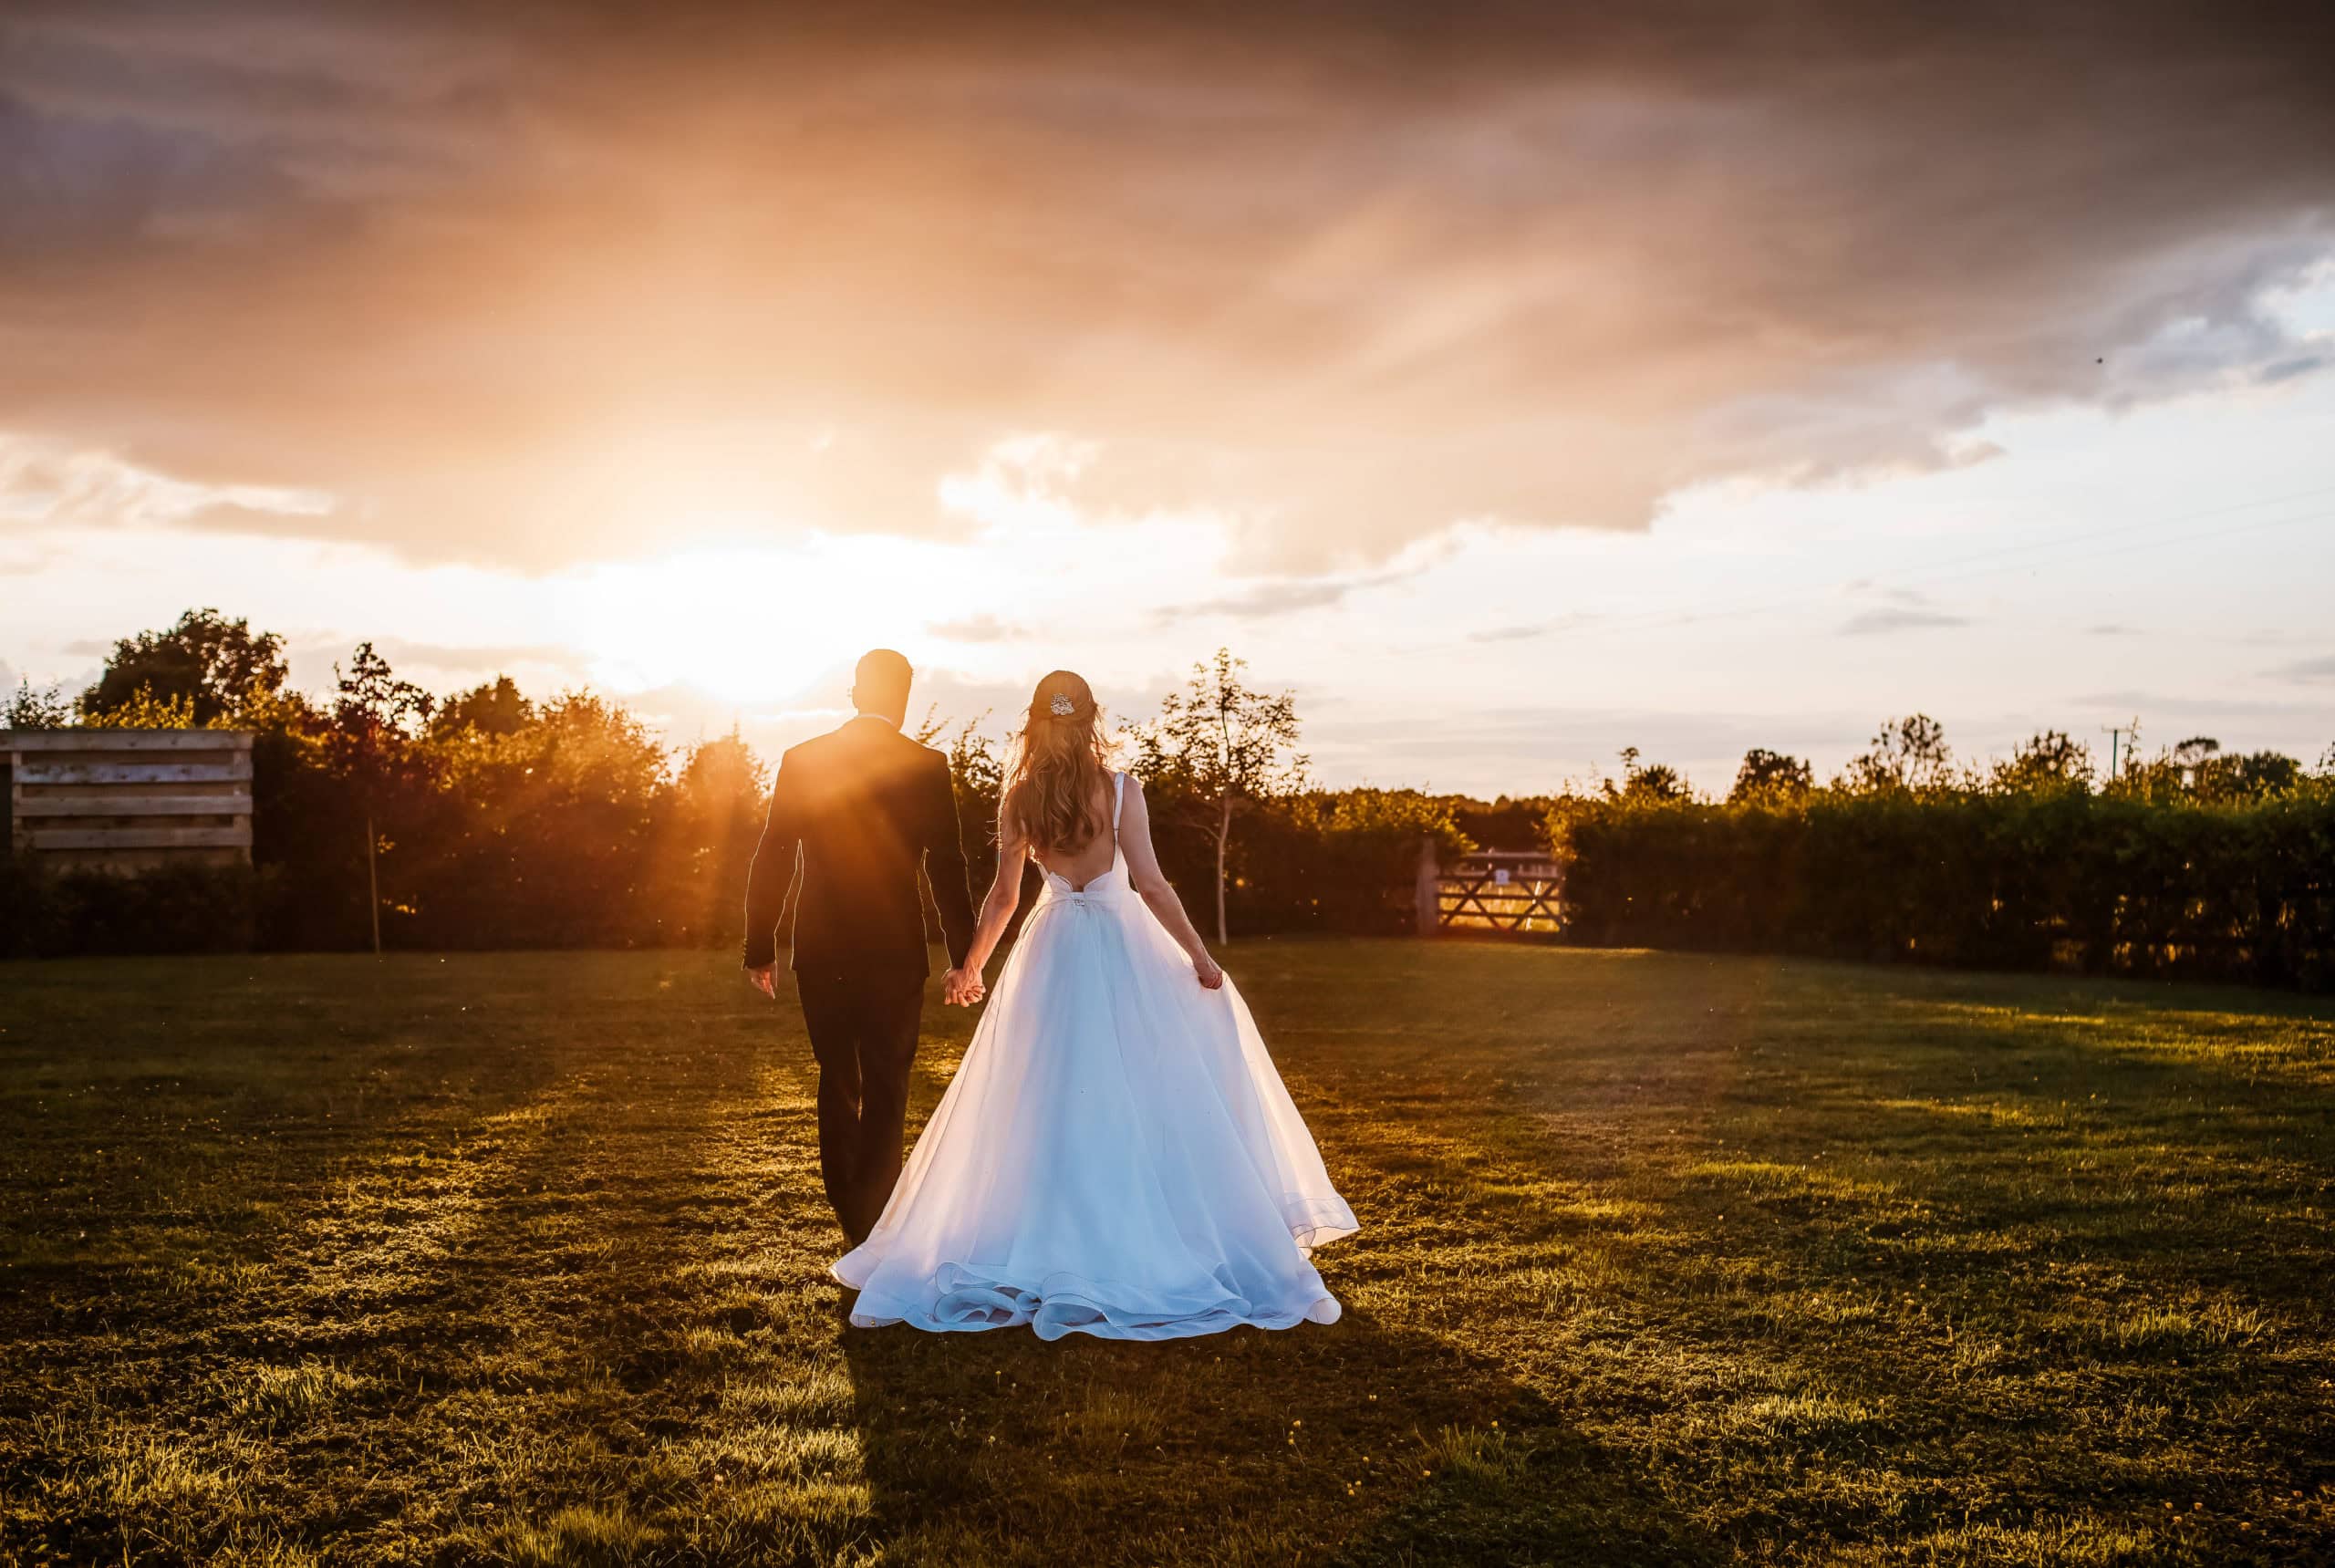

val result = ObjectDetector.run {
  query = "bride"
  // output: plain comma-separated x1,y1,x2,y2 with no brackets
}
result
834,670,1358,1339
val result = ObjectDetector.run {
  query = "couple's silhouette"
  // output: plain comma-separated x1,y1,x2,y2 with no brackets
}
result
743,649,1354,1339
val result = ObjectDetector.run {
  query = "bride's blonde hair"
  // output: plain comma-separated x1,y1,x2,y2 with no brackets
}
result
1002,670,1114,855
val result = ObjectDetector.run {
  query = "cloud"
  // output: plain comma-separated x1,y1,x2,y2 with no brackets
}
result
2086,623,2145,638
2070,689,2332,720
2269,654,2335,684
929,614,1030,644
3,2,2333,570
0,435,335,535
367,638,589,676
1154,535,1458,621
1840,607,1974,637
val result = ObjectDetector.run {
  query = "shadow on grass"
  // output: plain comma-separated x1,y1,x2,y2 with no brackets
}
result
838,1303,1728,1566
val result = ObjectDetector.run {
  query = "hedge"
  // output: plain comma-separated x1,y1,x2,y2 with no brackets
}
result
1553,790,2335,991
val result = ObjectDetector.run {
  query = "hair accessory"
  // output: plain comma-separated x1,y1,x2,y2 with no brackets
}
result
1048,692,1076,718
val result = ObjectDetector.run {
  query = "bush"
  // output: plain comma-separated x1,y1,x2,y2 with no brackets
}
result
1141,787,1471,937
0,856,258,959
1551,788,2335,991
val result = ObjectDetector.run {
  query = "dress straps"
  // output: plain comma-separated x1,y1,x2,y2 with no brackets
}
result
1111,771,1126,836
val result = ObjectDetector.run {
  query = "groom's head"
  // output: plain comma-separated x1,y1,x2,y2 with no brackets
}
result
852,649,913,725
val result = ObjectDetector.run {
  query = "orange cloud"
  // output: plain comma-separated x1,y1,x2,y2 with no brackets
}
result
3,1,2331,569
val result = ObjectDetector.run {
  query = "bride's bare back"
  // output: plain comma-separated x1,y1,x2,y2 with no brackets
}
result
1027,779,1120,891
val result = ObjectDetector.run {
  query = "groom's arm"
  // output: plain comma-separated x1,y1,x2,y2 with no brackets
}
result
742,756,804,973
923,753,978,970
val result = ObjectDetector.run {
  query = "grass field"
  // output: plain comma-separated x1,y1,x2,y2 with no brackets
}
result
3,941,2332,1566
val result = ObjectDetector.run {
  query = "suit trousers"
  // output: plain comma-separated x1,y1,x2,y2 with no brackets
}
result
794,965,927,1245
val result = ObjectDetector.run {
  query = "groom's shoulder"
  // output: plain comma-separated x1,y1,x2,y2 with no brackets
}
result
778,731,834,765
903,734,952,774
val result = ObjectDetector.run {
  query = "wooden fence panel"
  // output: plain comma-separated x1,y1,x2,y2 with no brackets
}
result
2,730,255,873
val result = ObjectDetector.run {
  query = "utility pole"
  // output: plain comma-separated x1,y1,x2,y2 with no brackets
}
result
2101,724,2131,781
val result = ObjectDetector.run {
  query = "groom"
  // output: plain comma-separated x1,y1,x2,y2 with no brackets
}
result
743,649,981,1245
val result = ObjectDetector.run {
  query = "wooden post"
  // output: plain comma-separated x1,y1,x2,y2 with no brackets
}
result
1212,795,1231,946
1416,836,1441,936
365,810,382,956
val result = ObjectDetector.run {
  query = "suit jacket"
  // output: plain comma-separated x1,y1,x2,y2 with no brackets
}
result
742,716,977,978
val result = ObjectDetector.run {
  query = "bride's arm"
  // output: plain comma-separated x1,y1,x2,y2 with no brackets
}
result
1118,777,1225,989
960,804,1027,981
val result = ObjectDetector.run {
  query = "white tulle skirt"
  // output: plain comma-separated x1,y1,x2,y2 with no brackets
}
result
834,877,1358,1340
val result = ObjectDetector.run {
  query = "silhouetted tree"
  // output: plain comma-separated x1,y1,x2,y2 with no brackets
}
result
1842,714,1952,794
5,678,73,729
917,707,1008,895
1606,747,1690,804
648,729,767,945
1131,649,1307,944
1990,731,2092,794
80,608,290,725
431,675,535,738
2192,750,2304,803
327,644,437,954
1730,748,1813,803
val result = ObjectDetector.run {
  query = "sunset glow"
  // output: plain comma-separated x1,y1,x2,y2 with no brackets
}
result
2,3,2330,786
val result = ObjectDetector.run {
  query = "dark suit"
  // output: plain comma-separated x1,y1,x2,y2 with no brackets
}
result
743,715,977,1242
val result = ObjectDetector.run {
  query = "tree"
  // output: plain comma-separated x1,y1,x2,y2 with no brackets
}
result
5,678,72,729
650,729,768,945
1990,731,2092,794
431,675,534,738
326,643,437,954
1842,713,1953,794
917,707,1008,894
2171,736,2220,774
1730,748,1813,803
1604,746,1691,805
2192,750,2303,803
80,608,289,725
1131,649,1307,944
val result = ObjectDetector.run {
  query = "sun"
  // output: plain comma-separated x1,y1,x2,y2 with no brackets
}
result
553,540,963,707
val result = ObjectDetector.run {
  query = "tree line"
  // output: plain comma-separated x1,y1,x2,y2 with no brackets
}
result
2,610,1471,957
13,610,2328,989
1551,717,2335,991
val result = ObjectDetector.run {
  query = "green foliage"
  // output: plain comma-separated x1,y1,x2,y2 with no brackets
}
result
0,855,257,957
1730,747,1813,803
1989,729,2094,794
1841,712,1954,793
77,686,200,730
1606,746,1691,804
1129,648,1310,942
4,678,71,729
1554,784,2335,990
1228,788,1473,935
430,674,535,738
78,607,290,725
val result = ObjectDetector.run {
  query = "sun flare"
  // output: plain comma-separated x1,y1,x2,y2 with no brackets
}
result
554,541,960,707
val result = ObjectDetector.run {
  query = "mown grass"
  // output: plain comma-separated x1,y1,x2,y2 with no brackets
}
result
1,941,2330,1565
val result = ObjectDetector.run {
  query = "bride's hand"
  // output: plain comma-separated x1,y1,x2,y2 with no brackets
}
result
1192,954,1224,991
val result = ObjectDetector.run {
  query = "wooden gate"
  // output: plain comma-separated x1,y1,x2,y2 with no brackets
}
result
1415,846,1562,934
2,730,254,872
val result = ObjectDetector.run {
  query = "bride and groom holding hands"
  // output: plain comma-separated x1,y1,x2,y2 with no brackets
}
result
742,649,1356,1340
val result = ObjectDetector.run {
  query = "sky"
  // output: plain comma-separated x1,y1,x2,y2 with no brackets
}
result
4,1,2332,796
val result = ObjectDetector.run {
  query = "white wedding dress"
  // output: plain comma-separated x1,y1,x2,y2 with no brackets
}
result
835,772,1358,1339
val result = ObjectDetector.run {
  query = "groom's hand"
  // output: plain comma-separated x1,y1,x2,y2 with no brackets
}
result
943,966,984,1006
744,963,776,999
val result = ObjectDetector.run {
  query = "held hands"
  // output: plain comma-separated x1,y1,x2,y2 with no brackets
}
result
944,966,986,1007
1193,953,1225,991
744,963,777,999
